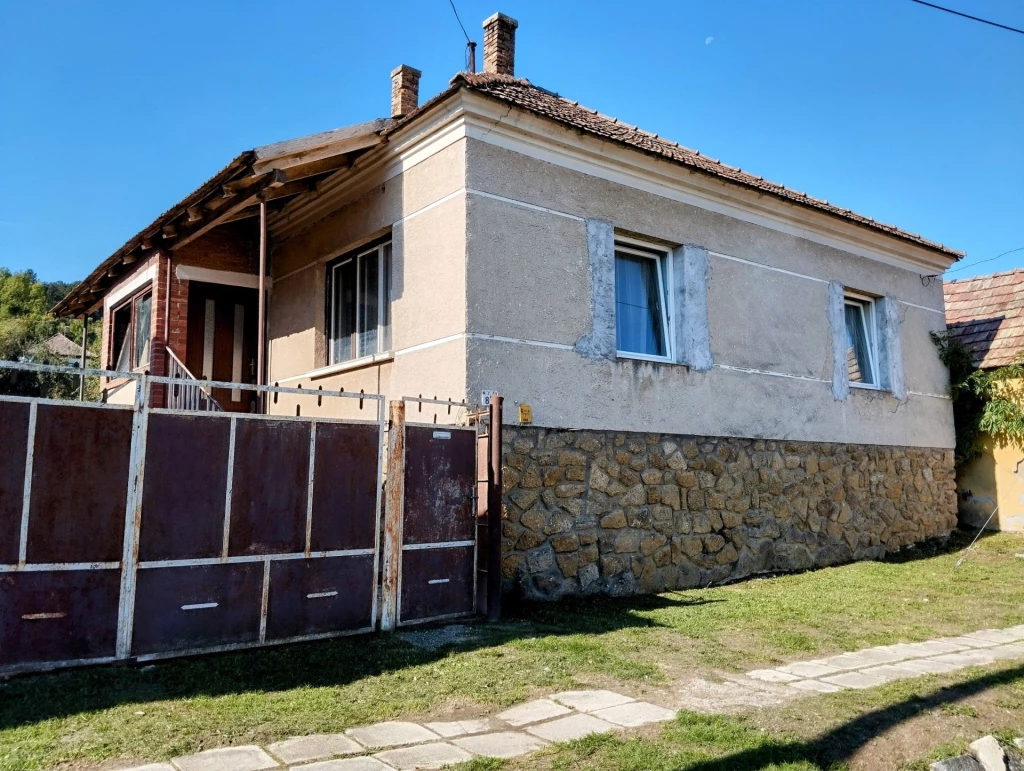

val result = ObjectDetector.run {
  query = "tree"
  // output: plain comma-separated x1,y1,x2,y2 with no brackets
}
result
0,268,98,398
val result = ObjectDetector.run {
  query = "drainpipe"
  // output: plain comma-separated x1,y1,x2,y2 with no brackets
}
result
257,200,267,411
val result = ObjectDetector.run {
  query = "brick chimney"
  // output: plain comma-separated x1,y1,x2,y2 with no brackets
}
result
482,12,518,76
390,65,421,118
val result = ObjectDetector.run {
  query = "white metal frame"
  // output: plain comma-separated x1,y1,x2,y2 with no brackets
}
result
0,358,387,675
329,240,392,366
613,237,674,364
844,291,881,390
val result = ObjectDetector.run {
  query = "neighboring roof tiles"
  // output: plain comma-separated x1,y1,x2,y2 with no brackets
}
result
31,332,90,359
944,269,1024,368
446,72,963,260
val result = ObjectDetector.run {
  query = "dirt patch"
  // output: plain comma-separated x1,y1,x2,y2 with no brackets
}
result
674,673,797,713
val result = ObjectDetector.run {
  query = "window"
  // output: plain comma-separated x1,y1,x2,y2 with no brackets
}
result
328,241,392,364
615,240,671,361
110,290,152,372
844,292,879,387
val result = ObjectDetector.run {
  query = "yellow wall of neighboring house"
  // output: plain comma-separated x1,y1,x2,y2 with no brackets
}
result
958,416,1024,533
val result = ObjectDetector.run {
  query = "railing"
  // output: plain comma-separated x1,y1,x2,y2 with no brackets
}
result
166,350,222,412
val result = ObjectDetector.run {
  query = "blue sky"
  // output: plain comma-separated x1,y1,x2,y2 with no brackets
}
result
1,0,1021,282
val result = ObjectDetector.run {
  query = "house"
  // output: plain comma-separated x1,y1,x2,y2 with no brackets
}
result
28,332,91,366
54,12,962,598
944,269,1024,533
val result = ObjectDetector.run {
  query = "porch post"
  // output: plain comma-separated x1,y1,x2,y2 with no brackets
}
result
78,315,88,400
257,200,267,409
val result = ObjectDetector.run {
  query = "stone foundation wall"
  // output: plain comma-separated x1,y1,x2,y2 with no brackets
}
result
500,427,958,599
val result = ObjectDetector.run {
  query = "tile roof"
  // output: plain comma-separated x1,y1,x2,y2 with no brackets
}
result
943,269,1024,368
443,72,962,259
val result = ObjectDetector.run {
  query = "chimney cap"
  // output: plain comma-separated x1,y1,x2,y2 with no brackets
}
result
391,64,422,78
482,12,518,29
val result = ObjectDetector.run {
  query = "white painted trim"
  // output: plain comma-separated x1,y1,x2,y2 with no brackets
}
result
900,300,946,315
175,265,269,290
468,188,585,222
277,352,395,383
708,250,829,284
467,332,575,351
105,266,157,310
714,363,829,384
394,333,465,356
909,390,951,400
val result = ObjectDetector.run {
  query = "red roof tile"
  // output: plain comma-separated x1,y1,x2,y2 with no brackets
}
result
943,269,1024,368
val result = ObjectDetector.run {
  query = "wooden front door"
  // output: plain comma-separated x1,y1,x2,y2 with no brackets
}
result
186,283,258,413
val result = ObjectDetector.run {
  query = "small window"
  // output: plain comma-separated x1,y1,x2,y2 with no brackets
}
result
615,240,671,361
110,289,153,372
329,241,392,364
844,293,879,387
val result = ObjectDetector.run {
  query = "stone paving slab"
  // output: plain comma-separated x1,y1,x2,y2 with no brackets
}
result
525,713,618,743
789,679,844,693
747,669,800,683
945,636,1000,649
592,701,676,727
861,664,926,682
345,722,439,750
373,742,473,770
965,629,1021,645
422,719,494,738
930,651,997,668
172,745,280,771
987,643,1024,660
898,658,965,675
295,758,394,771
268,735,363,765
820,671,890,690
777,661,843,678
497,698,571,726
453,731,548,758
125,765,177,771
552,689,635,712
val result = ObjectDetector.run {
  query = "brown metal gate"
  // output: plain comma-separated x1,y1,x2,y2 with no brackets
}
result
1,361,503,675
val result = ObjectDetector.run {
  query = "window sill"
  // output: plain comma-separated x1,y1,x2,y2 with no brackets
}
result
283,352,394,383
849,382,885,392
616,351,677,365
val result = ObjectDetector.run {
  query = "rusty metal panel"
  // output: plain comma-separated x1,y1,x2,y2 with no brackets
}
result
310,422,379,552
139,414,230,561
400,546,475,623
131,562,263,655
403,426,476,545
229,419,309,556
0,569,120,665
265,555,374,640
0,401,29,564
27,405,133,564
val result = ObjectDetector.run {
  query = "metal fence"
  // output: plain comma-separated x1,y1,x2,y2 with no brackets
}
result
0,360,386,673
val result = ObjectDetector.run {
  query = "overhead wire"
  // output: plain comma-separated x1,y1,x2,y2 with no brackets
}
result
909,0,1024,36
946,246,1024,275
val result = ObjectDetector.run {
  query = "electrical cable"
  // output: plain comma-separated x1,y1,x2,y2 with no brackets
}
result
910,0,1024,36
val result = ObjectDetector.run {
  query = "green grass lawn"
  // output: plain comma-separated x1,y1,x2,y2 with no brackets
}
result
3,531,1024,771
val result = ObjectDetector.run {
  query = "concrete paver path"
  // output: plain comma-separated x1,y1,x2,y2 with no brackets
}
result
119,625,1024,771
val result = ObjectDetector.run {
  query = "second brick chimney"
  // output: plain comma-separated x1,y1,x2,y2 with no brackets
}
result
482,12,518,76
391,65,421,118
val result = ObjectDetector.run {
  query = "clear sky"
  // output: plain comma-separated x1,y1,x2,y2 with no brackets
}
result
1,0,1021,283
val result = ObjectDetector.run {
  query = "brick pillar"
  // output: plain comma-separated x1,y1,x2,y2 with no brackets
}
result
482,12,518,76
390,65,421,118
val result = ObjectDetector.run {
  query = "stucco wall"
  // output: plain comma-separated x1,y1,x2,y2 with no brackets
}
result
464,137,954,448
957,427,1024,533
265,139,468,415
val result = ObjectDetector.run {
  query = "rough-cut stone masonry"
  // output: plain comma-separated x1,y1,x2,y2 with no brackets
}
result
500,427,958,600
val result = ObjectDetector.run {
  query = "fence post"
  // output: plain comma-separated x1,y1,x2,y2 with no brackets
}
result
380,400,405,632
487,396,503,622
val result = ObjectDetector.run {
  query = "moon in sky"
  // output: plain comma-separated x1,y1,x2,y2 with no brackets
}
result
705,36,714,45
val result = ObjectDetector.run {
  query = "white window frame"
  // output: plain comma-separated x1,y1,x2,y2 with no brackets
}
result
844,290,881,390
328,240,392,366
614,236,674,364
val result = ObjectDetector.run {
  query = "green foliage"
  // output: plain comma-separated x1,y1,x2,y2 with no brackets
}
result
0,267,97,398
931,331,1024,466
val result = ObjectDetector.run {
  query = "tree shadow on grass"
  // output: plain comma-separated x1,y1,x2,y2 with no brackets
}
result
678,663,1024,770
0,593,720,731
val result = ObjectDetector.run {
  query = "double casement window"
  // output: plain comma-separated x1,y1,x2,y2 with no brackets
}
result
110,289,152,372
614,240,672,362
328,240,392,364
844,291,880,388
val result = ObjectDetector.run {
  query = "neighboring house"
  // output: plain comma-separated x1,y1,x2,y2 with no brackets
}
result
944,269,1024,532
28,332,91,366
54,13,963,598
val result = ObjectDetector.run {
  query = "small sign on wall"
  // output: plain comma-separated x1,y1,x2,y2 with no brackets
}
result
518,404,533,424
481,390,497,407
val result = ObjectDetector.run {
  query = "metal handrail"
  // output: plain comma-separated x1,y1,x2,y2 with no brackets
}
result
165,350,222,412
